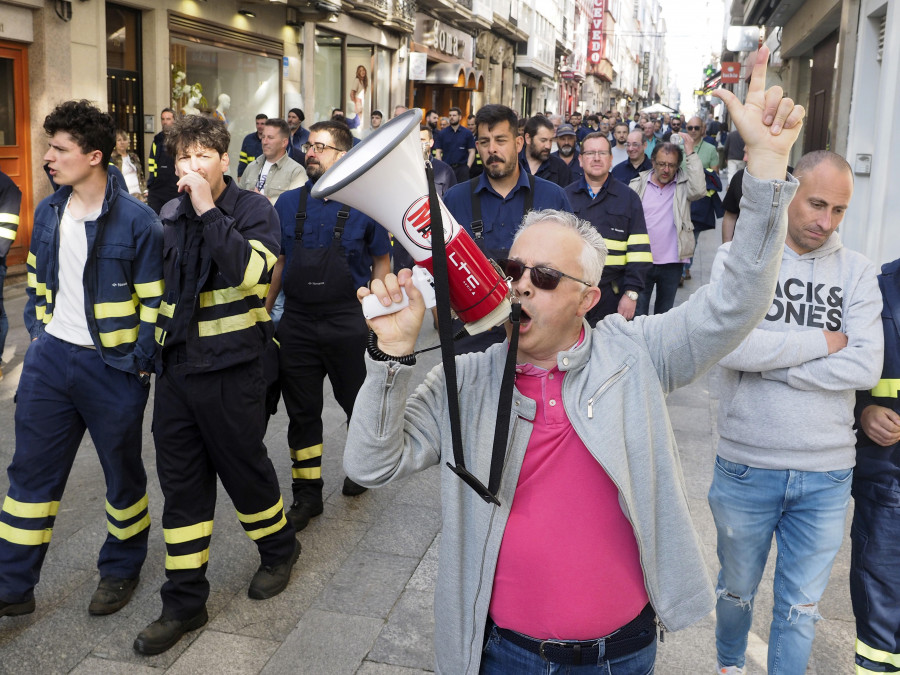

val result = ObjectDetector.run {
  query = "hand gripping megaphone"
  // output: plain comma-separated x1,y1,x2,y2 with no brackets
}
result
310,110,511,336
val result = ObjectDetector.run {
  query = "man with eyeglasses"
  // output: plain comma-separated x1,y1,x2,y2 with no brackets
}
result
344,48,806,674
266,121,391,532
442,104,572,353
629,137,705,316
566,133,651,324
611,130,652,184
521,116,572,188
662,116,683,141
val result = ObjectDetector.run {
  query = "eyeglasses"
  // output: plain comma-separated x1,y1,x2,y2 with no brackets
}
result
497,258,592,291
581,150,611,158
654,161,679,170
685,126,701,131
302,142,342,154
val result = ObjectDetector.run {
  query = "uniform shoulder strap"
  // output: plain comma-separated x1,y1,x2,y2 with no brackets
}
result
294,186,308,241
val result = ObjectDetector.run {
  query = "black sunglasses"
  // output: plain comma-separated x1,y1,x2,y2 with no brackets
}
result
685,125,702,131
498,258,592,291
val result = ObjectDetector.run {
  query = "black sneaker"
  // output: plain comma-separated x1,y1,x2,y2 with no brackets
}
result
248,539,301,600
88,576,139,616
0,597,35,618
342,477,368,496
286,500,323,531
133,607,208,655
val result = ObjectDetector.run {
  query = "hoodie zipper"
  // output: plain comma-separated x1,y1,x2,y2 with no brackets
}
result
756,183,783,263
376,365,399,437
587,364,630,418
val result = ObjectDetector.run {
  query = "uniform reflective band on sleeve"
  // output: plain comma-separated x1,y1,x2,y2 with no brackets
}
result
625,251,654,263
134,279,164,298
291,444,323,462
155,326,166,345
108,514,151,540
243,515,287,541
106,494,148,521
35,305,47,321
0,212,19,225
3,496,60,518
164,520,214,545
0,225,17,241
140,303,160,323
603,239,627,252
605,255,626,266
93,297,138,320
239,250,266,290
159,301,176,318
627,234,650,245
872,379,900,398
198,284,267,309
166,548,210,570
857,638,900,667
236,496,284,524
197,307,269,337
292,466,322,480
249,239,278,272
27,251,36,267
0,522,53,546
99,326,139,347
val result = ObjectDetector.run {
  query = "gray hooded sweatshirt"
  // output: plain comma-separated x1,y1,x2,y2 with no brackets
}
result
711,232,884,471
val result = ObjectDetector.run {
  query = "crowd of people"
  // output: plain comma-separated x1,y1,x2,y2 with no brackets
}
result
1,47,898,675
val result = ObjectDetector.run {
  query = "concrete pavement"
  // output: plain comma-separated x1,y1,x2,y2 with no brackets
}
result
0,220,857,674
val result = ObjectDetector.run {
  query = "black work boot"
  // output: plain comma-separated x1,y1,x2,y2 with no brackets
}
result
0,597,35,618
286,487,324,531
133,607,209,655
88,576,139,615
248,538,301,600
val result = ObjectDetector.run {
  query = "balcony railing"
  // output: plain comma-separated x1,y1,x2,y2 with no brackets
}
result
385,0,417,32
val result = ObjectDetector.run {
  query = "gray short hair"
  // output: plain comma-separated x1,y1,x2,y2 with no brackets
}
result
512,209,607,285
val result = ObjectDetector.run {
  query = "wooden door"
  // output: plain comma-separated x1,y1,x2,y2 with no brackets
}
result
0,41,32,270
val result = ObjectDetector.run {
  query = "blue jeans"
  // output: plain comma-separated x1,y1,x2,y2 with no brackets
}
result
635,263,683,316
708,457,852,674
480,623,657,674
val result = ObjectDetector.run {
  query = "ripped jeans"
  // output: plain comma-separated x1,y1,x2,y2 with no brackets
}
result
708,457,852,674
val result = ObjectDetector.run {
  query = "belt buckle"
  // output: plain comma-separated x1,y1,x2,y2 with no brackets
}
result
538,639,569,662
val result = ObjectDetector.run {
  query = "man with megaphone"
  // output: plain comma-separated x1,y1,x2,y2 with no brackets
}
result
266,120,392,532
345,48,805,674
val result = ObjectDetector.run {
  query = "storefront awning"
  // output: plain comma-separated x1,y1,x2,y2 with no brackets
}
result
465,67,485,92
423,63,484,91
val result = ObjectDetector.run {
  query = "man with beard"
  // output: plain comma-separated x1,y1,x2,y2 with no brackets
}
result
550,123,583,185
425,109,439,132
442,104,571,353
611,122,630,167
611,130,653,184
238,114,267,178
521,116,572,188
147,108,178,214
266,121,391,531
285,108,309,164
662,116,683,141
434,107,476,184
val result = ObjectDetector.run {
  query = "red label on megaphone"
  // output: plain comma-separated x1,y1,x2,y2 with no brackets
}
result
402,195,453,251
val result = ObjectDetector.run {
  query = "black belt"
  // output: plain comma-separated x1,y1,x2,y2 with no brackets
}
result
492,603,656,665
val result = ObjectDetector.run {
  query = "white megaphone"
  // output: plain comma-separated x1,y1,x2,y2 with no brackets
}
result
310,109,511,336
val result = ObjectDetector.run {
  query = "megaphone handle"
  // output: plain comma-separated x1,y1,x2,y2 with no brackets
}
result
361,267,436,319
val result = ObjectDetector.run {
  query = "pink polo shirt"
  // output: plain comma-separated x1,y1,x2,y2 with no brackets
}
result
641,175,682,264
488,339,649,639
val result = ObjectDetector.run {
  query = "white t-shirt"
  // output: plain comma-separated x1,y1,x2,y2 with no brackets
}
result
121,155,141,196
611,145,628,168
256,160,275,194
45,200,100,346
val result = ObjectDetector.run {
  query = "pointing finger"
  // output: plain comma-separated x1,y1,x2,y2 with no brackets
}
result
746,46,771,99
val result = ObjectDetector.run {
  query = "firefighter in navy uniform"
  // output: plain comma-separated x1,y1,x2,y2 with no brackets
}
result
0,100,163,620
0,168,22,381
134,115,298,656
146,108,179,215
851,256,900,674
266,120,391,532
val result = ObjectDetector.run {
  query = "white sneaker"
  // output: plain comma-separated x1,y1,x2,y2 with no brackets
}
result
717,666,744,675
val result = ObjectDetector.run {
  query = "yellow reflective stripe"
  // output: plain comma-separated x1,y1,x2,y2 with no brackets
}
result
134,280,164,298
155,326,166,345
248,240,277,272
93,297,137,319
30,278,48,298
603,238,627,251
625,251,654,263
42,310,52,324
108,514,150,540
99,326,139,347
241,249,267,288
166,548,210,570
198,284,267,309
236,496,284,524
605,254,626,266
106,494,148,521
3,496,60,518
0,212,20,225
291,444,323,462
197,307,269,338
0,225,16,241
627,234,650,245
244,515,287,541
857,638,900,667
140,303,159,323
164,520,214,545
292,466,322,480
35,305,46,321
159,300,175,318
857,666,882,674
0,522,53,546
27,251,36,267
872,379,900,398
240,152,249,160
